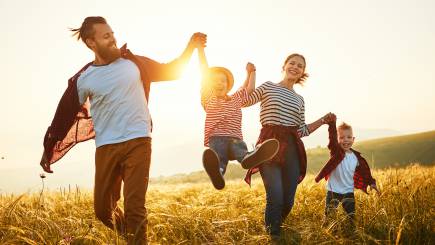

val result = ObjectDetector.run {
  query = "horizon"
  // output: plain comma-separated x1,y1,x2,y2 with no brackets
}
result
1,0,435,194
1,129,433,194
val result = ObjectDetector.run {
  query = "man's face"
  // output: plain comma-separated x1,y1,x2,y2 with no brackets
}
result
86,23,120,62
338,128,355,152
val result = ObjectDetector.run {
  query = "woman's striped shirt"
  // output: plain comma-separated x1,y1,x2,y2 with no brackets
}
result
243,81,310,137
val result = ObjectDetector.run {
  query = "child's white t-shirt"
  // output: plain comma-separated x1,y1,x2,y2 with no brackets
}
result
327,151,358,194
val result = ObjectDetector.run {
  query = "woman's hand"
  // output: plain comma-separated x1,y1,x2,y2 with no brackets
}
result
321,112,336,124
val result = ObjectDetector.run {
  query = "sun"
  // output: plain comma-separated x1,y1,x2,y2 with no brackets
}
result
179,55,202,91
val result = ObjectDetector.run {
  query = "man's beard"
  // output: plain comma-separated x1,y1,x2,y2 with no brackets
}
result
96,42,121,63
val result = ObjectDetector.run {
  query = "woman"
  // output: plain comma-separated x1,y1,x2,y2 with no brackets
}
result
243,53,334,239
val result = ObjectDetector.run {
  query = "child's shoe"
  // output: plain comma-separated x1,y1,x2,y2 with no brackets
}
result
241,139,279,169
202,148,225,190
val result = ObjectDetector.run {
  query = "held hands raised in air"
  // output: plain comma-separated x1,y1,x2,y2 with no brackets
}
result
189,32,207,48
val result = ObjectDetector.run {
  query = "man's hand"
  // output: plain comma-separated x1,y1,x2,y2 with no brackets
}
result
246,62,256,73
190,32,207,49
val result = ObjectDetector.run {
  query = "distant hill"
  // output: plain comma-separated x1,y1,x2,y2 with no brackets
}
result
306,130,435,171
151,130,435,184
301,127,402,149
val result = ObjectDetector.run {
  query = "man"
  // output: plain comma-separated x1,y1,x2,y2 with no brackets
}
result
40,16,206,244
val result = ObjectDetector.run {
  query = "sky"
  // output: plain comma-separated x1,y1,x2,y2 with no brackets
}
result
0,0,434,193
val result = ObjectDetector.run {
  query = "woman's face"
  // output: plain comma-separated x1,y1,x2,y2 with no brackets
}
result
283,56,305,81
211,72,228,96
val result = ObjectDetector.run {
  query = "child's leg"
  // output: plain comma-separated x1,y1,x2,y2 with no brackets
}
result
202,136,230,190
325,191,341,218
209,136,230,175
341,193,356,221
241,139,279,169
202,149,224,190
228,138,248,163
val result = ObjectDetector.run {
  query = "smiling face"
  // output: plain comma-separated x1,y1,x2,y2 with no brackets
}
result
211,72,229,96
86,23,120,62
338,128,355,152
283,55,306,82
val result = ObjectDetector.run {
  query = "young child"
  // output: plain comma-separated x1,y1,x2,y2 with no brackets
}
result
315,115,380,223
198,46,279,190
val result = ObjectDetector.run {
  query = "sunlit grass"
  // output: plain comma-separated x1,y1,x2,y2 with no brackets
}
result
0,164,433,244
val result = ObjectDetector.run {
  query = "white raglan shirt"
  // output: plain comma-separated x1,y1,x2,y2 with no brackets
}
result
77,58,151,147
327,151,358,194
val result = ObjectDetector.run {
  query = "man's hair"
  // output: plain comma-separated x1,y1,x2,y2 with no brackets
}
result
338,122,353,132
70,16,107,48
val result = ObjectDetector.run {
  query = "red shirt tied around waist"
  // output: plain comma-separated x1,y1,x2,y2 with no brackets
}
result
244,125,307,185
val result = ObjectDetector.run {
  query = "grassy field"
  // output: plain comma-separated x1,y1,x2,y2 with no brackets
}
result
0,164,434,244
151,130,435,185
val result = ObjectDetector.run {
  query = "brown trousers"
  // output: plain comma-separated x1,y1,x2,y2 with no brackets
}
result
94,137,151,244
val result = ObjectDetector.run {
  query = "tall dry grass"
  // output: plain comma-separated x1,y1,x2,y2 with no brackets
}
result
0,164,434,244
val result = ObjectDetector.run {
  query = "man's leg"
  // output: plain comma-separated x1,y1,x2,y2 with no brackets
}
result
122,137,152,245
94,143,125,234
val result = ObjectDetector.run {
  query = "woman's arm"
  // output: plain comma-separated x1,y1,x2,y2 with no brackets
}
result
307,112,335,134
298,97,333,137
242,82,266,107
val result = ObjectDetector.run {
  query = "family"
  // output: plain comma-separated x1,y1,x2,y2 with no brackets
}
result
40,17,380,244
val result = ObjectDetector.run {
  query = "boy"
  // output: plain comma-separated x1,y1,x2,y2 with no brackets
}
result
315,115,380,223
198,46,279,190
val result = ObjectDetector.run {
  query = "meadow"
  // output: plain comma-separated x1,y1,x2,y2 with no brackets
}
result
0,164,433,244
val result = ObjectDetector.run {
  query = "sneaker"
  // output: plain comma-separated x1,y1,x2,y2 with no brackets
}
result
241,139,279,169
202,149,225,190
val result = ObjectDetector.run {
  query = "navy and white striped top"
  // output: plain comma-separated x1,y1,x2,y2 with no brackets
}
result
243,81,310,137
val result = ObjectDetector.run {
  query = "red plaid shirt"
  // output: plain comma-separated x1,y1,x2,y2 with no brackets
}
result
40,44,186,173
315,121,376,193
244,125,307,185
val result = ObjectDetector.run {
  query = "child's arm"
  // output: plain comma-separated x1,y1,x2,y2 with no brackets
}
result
354,153,379,194
198,46,212,108
198,46,209,77
326,114,340,155
241,62,256,94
